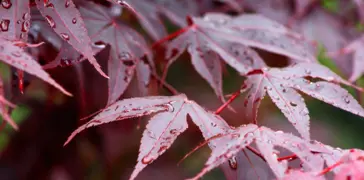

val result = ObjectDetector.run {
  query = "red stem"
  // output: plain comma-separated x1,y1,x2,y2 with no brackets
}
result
215,90,240,115
151,25,193,49
317,161,342,176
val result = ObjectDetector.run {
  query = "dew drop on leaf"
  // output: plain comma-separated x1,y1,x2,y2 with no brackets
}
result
0,19,10,32
170,129,178,135
65,0,71,8
118,52,132,60
60,33,70,41
122,60,135,67
290,102,297,107
92,41,106,49
22,13,30,20
45,15,56,28
141,155,155,164
11,51,22,58
228,156,238,170
72,18,77,24
165,103,174,112
304,69,311,75
344,97,350,104
45,2,54,9
60,58,71,67
1,0,12,9
21,21,30,32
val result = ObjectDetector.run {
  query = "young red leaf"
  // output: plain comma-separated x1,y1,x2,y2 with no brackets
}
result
35,0,108,78
242,63,364,139
0,37,71,96
78,2,153,104
189,126,324,179
0,0,31,41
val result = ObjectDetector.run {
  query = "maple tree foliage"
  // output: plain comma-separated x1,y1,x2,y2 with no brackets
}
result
1,0,364,179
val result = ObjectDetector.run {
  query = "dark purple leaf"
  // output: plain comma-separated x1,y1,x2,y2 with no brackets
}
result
0,0,31,41
35,0,108,78
78,2,153,104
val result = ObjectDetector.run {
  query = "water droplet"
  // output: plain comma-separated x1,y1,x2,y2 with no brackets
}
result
158,146,168,153
290,102,297,107
45,15,56,28
22,13,30,20
0,19,10,31
117,0,126,5
92,41,106,49
65,0,71,8
344,97,350,104
21,21,30,32
118,52,131,60
165,103,174,112
141,155,155,164
244,132,254,138
304,69,311,75
45,2,54,9
72,18,77,24
1,0,12,9
11,51,22,57
228,156,238,170
123,60,135,67
211,122,217,127
60,58,71,67
60,33,70,41
170,129,178,135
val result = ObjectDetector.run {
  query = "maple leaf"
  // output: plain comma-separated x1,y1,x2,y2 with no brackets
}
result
0,37,71,97
0,77,17,129
109,0,198,40
189,125,324,179
0,0,31,42
64,94,238,180
320,146,364,176
242,63,364,140
78,2,154,104
329,35,364,82
334,149,364,179
35,0,108,78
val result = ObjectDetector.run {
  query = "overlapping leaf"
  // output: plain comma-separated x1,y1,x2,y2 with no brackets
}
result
64,94,237,180
78,2,153,104
109,0,198,40
189,125,325,179
0,37,71,96
242,63,364,140
330,35,364,82
163,13,317,99
0,0,31,41
35,0,108,78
